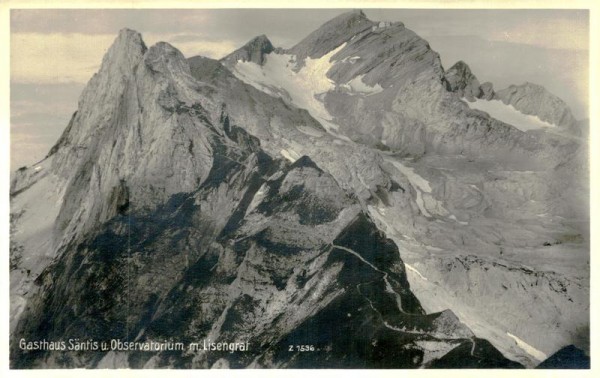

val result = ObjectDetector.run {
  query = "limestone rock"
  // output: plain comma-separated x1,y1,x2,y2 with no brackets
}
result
495,82,579,133
444,60,482,101
479,81,495,100
221,34,274,66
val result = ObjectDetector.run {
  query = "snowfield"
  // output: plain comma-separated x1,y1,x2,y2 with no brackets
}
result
232,44,346,127
342,74,383,95
507,332,548,361
467,99,556,132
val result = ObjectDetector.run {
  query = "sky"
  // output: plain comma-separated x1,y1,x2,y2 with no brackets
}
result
9,8,590,171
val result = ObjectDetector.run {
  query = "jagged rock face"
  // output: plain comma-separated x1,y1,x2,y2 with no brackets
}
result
444,61,482,101
221,35,274,66
287,10,375,61
495,82,579,132
479,81,495,100
10,10,588,370
49,31,227,245
536,345,590,369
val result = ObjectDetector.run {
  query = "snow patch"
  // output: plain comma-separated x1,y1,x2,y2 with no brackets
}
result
246,183,269,215
405,263,428,281
468,99,556,132
297,125,324,138
343,75,383,95
232,44,345,127
341,56,361,64
448,214,469,225
384,157,435,217
506,332,547,361
386,159,431,193
280,149,301,163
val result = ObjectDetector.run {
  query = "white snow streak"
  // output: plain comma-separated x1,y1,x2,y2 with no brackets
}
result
385,157,433,217
405,263,428,281
506,332,548,361
343,74,383,95
232,44,346,128
280,149,301,163
468,99,556,132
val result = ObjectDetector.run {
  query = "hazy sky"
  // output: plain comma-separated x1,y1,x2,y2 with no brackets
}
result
9,8,589,171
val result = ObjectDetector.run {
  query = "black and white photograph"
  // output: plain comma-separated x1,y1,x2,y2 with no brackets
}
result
3,1,595,372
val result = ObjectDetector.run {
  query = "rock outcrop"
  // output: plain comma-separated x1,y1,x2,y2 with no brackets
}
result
444,60,482,101
287,10,375,61
495,82,579,133
536,345,590,369
221,34,274,66
479,81,495,100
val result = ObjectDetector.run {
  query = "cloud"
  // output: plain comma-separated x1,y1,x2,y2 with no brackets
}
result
11,32,238,84
11,33,116,84
487,17,589,51
10,9,211,35
146,33,237,59
10,131,56,171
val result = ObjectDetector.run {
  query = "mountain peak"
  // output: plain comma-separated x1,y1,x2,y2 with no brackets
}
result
444,60,482,101
113,28,147,55
143,41,192,78
449,60,469,71
287,9,374,60
93,28,147,80
222,34,275,66
334,9,368,23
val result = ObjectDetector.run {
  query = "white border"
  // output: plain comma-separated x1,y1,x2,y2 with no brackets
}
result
1,1,597,377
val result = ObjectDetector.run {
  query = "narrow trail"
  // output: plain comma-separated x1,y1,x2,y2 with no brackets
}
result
355,280,427,336
331,244,407,314
331,243,482,353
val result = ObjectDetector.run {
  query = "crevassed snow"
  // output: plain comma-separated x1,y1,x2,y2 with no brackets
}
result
405,263,428,281
506,332,548,361
344,74,383,95
232,44,346,125
468,99,556,132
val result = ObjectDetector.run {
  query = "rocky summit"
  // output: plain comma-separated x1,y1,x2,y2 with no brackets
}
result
10,11,588,369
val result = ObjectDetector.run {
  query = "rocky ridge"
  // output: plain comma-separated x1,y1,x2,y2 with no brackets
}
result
495,82,580,133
